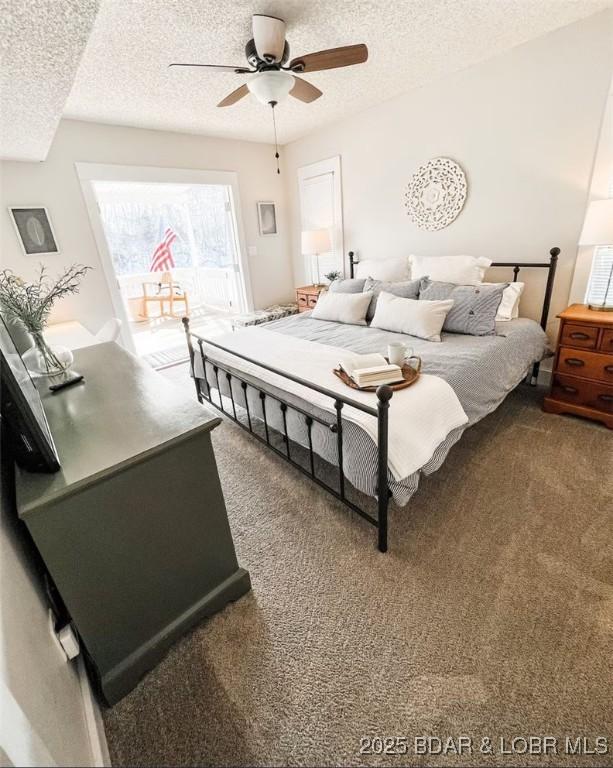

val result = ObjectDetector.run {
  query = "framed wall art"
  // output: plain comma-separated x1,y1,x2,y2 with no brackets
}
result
257,202,277,236
9,207,60,256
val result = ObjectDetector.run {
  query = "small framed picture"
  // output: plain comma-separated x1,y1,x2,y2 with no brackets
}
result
8,207,59,256
257,202,277,236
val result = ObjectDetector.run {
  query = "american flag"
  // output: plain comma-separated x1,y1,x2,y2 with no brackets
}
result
149,227,177,272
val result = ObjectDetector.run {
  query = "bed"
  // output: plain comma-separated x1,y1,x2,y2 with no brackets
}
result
184,248,559,552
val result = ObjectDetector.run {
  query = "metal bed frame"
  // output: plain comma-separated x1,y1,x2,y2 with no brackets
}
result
349,248,559,384
184,246,559,553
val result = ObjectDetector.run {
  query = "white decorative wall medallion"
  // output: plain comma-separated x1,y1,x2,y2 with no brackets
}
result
404,157,467,231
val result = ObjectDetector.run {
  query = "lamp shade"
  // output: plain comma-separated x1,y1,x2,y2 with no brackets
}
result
247,71,294,105
301,228,331,255
579,199,613,245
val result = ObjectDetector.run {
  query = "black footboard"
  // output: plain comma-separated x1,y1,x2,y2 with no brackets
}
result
183,320,393,553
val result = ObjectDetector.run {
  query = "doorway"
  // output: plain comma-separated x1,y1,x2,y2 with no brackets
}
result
297,156,344,284
77,164,252,366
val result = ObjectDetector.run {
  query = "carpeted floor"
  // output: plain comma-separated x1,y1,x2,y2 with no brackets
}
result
103,378,613,767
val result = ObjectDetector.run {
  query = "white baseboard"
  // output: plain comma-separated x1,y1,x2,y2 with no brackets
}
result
78,658,111,767
0,679,57,767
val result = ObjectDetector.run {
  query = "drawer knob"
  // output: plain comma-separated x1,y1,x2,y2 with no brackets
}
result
605,365,613,374
560,385,578,394
569,332,590,340
564,357,584,367
598,393,613,403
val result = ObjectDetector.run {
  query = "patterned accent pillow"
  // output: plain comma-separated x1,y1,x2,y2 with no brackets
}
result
329,278,366,294
481,281,524,320
363,277,421,321
419,278,507,336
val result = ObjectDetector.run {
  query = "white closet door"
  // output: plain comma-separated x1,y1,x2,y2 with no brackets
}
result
298,156,344,283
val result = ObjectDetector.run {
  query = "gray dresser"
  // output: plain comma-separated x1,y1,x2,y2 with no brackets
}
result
15,343,250,705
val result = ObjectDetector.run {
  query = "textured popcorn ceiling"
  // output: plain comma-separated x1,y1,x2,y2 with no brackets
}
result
63,0,610,145
0,0,100,161
2,1,611,159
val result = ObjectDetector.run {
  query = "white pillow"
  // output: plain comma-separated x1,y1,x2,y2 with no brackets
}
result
370,291,454,342
355,256,410,281
409,254,492,285
485,281,524,321
310,290,372,325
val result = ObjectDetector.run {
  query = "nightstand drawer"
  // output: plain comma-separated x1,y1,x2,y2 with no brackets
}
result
556,347,613,383
601,329,613,353
551,373,613,414
560,323,598,349
296,285,326,313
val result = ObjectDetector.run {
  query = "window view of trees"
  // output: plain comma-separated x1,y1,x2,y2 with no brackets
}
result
94,182,237,275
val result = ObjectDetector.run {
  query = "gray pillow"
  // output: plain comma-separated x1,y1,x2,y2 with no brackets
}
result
419,278,507,336
363,277,420,321
329,278,366,294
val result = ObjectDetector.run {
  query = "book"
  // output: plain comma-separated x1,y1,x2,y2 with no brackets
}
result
338,352,386,376
352,368,404,387
338,352,404,388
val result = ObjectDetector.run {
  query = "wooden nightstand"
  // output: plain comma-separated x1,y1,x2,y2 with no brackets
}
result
543,304,613,428
296,284,326,313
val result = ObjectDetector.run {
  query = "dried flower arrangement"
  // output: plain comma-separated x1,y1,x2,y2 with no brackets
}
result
0,264,91,374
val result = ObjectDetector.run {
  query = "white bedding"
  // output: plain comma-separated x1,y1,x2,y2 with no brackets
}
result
194,327,468,481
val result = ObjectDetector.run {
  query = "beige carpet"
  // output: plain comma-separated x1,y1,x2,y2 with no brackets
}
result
103,380,613,767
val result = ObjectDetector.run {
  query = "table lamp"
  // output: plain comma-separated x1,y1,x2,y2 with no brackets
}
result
579,199,613,311
301,228,331,286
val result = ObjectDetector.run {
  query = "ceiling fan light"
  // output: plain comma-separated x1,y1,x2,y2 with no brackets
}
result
247,71,295,105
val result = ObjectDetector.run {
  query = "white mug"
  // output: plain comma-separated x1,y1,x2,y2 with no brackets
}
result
388,342,411,367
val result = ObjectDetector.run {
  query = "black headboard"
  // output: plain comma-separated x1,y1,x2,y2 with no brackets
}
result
348,247,560,331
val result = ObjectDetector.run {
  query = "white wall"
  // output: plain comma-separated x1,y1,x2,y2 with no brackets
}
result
0,442,95,766
0,120,293,332
568,86,613,305
284,11,613,334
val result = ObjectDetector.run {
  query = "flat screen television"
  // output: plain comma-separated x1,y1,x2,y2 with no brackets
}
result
0,315,60,472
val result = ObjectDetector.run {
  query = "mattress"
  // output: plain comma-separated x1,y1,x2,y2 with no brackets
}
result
192,313,549,506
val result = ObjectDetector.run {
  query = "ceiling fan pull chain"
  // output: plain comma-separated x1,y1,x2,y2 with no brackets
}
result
270,100,280,174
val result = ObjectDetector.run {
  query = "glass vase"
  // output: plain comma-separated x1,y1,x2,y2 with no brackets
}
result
22,330,73,377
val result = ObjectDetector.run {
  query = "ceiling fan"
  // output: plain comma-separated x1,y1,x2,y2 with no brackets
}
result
169,14,368,108
169,15,368,172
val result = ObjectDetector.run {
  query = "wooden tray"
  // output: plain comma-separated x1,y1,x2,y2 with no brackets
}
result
333,357,421,392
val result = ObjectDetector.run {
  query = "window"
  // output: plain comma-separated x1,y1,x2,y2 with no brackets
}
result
585,175,613,306
89,179,248,319
585,246,613,306
92,181,237,275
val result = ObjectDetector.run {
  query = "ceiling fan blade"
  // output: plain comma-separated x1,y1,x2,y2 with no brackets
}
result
289,44,368,73
217,83,249,107
252,14,286,62
169,63,252,74
289,76,322,103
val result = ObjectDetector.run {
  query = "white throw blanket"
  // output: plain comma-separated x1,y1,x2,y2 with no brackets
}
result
193,328,468,481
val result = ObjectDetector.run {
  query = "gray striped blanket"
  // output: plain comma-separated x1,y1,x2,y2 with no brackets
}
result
192,313,549,506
